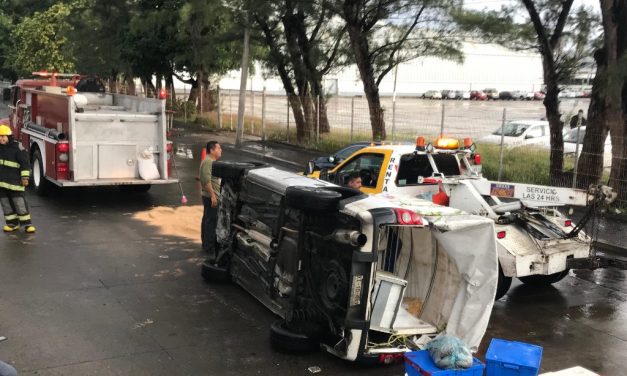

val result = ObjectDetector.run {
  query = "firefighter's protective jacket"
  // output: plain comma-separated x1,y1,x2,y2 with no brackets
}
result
0,139,30,191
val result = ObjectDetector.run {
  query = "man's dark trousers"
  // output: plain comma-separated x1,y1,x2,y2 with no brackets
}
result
201,196,218,258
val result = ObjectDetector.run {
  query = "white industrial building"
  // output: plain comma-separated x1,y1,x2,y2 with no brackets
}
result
218,41,545,96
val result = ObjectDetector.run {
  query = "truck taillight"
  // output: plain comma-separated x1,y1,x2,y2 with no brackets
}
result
474,154,481,165
378,353,404,364
497,231,506,239
166,142,173,153
159,89,167,100
564,220,572,227
57,142,69,153
56,142,70,180
394,208,423,225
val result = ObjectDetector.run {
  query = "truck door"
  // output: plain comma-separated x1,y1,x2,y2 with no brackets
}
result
331,152,388,194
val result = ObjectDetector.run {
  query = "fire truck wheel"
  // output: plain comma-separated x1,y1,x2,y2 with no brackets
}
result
269,320,317,353
31,150,52,196
518,269,570,286
213,161,265,180
495,264,512,300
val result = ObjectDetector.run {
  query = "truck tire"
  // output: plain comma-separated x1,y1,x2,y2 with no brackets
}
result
269,320,317,353
201,259,229,283
495,264,512,300
518,269,570,287
285,186,343,212
212,161,265,180
31,150,53,196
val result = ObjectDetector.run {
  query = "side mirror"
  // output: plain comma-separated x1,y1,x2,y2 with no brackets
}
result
304,161,315,175
525,134,535,139
319,168,329,181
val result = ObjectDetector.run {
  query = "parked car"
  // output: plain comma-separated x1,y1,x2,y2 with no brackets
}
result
538,126,612,168
470,90,488,100
305,142,381,174
441,90,457,99
498,91,514,100
533,91,546,100
457,90,471,100
423,90,443,99
483,88,499,100
558,90,579,99
478,120,550,146
511,90,533,100
203,162,498,362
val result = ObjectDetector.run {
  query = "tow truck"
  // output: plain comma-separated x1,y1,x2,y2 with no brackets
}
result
307,137,620,300
1,72,177,194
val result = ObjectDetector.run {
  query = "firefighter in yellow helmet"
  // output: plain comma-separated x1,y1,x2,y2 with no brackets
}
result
0,124,35,233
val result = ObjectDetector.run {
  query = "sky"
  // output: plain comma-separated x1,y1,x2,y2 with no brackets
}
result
464,0,600,12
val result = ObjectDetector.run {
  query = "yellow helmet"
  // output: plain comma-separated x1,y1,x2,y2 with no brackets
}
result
0,125,12,136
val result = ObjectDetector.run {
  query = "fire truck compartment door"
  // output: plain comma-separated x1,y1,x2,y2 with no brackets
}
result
98,145,137,179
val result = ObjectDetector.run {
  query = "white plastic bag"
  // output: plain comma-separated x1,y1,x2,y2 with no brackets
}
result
138,147,161,180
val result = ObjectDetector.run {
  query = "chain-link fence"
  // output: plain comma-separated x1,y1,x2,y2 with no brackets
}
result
209,89,626,207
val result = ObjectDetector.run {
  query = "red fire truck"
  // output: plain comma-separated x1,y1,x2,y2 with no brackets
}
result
1,72,177,194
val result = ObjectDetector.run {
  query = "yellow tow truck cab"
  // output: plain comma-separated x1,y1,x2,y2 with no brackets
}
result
308,137,481,198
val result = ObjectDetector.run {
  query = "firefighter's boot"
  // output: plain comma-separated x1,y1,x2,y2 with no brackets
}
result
3,224,19,232
25,225,36,233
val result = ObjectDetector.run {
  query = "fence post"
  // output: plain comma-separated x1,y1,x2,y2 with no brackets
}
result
572,125,583,188
262,87,266,141
392,97,397,141
251,91,255,135
229,90,233,131
286,96,290,143
184,85,187,124
316,95,320,143
350,97,355,142
440,102,446,137
498,108,507,181
217,85,222,129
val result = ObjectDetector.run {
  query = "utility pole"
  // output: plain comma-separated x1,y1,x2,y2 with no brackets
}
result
236,26,250,147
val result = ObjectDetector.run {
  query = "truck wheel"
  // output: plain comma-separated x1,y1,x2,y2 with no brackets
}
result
285,186,343,212
212,161,265,180
270,320,317,353
495,264,512,300
519,269,570,286
201,259,229,283
31,150,52,196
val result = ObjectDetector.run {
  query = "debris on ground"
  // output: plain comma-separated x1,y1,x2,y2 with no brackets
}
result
306,366,321,374
133,206,202,243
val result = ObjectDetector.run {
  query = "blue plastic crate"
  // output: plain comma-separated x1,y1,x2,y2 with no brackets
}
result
404,350,485,376
485,338,543,376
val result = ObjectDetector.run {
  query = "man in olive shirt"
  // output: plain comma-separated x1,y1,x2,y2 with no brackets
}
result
199,141,222,259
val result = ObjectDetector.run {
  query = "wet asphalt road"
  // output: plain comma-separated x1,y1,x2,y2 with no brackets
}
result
0,125,625,375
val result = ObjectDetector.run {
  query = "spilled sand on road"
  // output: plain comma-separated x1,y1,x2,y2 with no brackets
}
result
133,205,203,243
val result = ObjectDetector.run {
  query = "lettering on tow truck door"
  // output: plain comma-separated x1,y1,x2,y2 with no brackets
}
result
382,157,395,192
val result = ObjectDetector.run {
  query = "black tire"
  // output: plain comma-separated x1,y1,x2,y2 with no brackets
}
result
519,269,570,286
31,149,53,196
201,260,229,283
270,320,318,353
495,264,512,300
212,161,265,179
285,186,343,212
119,184,151,193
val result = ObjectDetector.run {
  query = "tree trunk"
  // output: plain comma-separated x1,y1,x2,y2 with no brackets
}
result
577,49,610,189
166,74,175,101
200,72,214,111
187,76,199,104
543,70,565,185
124,75,136,96
346,24,386,140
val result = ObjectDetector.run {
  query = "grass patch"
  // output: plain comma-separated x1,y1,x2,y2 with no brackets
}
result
477,143,551,185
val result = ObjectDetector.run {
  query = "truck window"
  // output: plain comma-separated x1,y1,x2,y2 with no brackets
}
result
336,153,384,188
396,154,460,185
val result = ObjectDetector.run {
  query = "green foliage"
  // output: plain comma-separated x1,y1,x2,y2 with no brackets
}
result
477,144,551,185
11,3,75,76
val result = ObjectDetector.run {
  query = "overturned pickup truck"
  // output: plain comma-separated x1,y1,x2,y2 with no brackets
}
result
201,162,498,363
